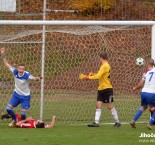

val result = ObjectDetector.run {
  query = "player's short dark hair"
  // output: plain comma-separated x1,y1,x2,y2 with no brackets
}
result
36,122,45,128
100,53,108,60
148,59,154,67
18,64,25,67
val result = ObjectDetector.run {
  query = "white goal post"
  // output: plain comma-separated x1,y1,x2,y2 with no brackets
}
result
0,20,155,124
152,25,155,59
0,20,155,25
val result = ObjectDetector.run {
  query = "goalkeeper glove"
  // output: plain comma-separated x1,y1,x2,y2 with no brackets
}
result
79,73,89,80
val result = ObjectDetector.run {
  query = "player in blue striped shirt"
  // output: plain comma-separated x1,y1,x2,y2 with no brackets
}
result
1,48,42,126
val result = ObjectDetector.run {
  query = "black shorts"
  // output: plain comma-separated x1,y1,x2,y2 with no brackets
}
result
97,88,113,103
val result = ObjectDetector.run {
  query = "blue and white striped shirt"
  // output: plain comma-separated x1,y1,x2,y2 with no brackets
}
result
10,66,34,96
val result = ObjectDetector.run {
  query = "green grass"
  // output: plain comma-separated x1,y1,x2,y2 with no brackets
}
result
0,124,155,145
0,90,153,145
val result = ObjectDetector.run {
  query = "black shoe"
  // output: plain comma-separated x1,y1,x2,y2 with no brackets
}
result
130,121,136,128
1,113,11,120
114,122,121,127
87,122,99,127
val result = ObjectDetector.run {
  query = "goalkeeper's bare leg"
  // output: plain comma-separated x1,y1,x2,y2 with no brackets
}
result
107,103,121,127
88,101,121,127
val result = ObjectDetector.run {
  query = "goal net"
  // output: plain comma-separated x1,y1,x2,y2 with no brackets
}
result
0,24,151,125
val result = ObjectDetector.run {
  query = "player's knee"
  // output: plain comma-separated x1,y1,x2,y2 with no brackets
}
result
96,104,102,109
21,111,26,115
6,106,13,111
107,104,113,110
96,101,103,109
139,107,145,111
107,106,112,110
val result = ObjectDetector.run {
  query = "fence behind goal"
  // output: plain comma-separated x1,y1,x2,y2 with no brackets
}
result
0,24,152,125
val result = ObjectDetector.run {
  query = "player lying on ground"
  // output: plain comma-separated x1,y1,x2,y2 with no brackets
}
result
79,53,121,127
1,113,56,128
0,48,42,126
131,59,154,128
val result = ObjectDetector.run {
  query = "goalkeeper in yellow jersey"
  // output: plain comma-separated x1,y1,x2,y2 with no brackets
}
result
79,53,121,127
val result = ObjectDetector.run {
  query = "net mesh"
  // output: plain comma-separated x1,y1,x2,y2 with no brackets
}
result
0,25,151,125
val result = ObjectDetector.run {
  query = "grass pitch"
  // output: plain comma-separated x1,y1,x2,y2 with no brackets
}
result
0,124,154,145
0,90,153,145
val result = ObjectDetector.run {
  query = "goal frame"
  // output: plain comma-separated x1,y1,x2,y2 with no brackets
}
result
0,20,155,120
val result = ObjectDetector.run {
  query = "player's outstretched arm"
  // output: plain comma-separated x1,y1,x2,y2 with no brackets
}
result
79,72,96,80
133,80,145,91
15,116,32,127
31,76,43,81
0,48,11,69
46,116,56,128
88,66,106,80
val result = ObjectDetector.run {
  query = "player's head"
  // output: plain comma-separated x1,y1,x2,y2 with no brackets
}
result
99,53,108,62
17,64,25,74
147,59,154,67
36,120,45,128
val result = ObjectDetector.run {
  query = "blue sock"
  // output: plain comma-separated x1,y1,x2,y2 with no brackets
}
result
133,108,143,122
149,112,155,125
6,106,17,122
21,111,26,120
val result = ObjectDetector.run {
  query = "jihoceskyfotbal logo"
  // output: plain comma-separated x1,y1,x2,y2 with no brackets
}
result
140,133,155,138
139,133,155,143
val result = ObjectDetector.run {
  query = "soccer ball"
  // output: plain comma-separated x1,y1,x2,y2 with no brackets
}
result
136,57,145,66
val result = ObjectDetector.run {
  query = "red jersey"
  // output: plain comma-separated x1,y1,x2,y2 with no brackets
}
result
14,114,21,128
14,114,36,128
20,119,36,128
15,114,21,122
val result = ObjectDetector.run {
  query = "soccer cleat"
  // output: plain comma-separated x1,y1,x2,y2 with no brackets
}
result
114,122,121,127
147,124,152,130
87,122,99,127
130,121,136,128
1,113,11,120
8,122,14,127
8,121,15,127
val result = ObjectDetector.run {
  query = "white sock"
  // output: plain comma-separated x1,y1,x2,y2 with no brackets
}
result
95,109,101,124
111,108,119,123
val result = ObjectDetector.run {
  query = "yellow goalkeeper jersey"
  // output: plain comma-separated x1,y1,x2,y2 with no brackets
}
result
88,62,113,90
